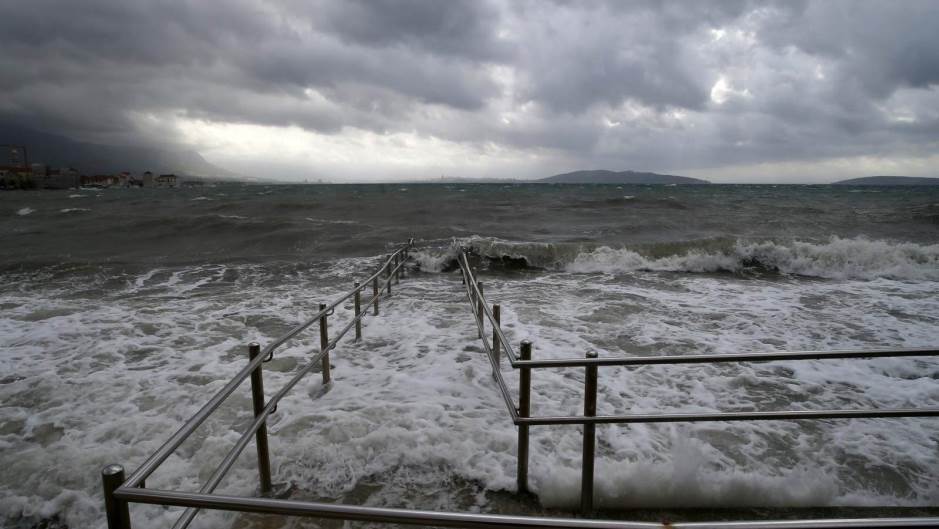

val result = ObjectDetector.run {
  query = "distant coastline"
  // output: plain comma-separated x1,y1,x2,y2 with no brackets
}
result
832,176,939,186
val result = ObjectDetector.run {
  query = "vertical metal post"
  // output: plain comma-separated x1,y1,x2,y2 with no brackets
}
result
386,255,393,296
471,267,478,305
477,282,484,339
400,251,406,278
319,303,331,384
394,254,401,284
517,340,532,494
372,276,379,315
102,464,131,529
248,343,273,494
492,304,501,376
581,350,598,515
354,280,362,341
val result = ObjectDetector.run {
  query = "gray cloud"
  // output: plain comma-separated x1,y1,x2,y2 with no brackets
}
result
0,0,937,181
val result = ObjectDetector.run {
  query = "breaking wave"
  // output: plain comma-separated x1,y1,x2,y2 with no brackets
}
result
569,237,939,280
414,236,939,280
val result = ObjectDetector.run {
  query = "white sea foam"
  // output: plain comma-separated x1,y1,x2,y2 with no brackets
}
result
410,247,458,272
2,254,938,528
568,237,939,279
59,208,91,214
305,217,357,225
16,207,34,216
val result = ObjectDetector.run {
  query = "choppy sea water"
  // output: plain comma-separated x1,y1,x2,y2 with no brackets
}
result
2,183,939,528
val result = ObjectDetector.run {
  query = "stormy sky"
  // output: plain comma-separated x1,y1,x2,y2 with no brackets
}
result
2,0,938,182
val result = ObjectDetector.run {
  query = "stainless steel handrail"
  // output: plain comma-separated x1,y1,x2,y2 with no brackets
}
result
459,251,939,369
459,250,519,364
104,241,413,529
171,284,399,529
116,486,939,529
512,347,939,367
124,247,410,491
518,407,939,426
171,252,412,529
457,248,939,516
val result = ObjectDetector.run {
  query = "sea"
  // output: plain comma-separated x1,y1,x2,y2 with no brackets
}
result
2,183,939,528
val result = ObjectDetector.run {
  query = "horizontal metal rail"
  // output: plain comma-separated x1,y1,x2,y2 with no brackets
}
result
459,255,939,426
518,407,939,426
458,250,939,370
171,284,398,528
115,487,939,529
121,243,410,489
513,347,939,368
456,249,939,518
460,251,519,364
458,254,519,421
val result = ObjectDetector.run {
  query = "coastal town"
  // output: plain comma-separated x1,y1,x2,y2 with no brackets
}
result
0,144,198,190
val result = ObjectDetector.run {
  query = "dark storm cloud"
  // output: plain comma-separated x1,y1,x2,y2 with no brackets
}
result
302,0,508,62
508,1,750,113
758,2,939,96
0,0,937,179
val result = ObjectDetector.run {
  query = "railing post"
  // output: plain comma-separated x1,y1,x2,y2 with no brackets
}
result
319,303,331,384
581,350,598,515
248,342,273,494
395,254,401,284
386,255,393,296
477,281,484,339
492,304,501,377
102,464,131,529
372,276,379,315
517,340,532,495
470,267,478,305
400,251,406,278
354,280,362,341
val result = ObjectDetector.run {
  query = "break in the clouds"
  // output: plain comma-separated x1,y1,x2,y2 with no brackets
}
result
1,0,938,182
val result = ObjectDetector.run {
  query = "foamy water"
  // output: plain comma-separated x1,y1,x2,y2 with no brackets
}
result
2,184,939,528
2,236,939,528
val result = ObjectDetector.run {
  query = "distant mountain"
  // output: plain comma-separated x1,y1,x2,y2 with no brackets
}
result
0,124,239,178
832,176,939,186
540,169,709,184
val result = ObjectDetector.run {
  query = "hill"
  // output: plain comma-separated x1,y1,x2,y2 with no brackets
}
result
0,124,239,178
832,176,939,186
540,169,708,184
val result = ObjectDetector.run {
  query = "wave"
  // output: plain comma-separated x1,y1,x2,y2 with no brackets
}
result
569,237,939,280
416,236,939,280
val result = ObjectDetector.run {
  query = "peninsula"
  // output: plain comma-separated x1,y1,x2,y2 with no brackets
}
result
832,176,939,186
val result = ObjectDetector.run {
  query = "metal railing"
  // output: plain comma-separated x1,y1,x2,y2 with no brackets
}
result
98,243,939,529
457,248,939,521
103,240,415,529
